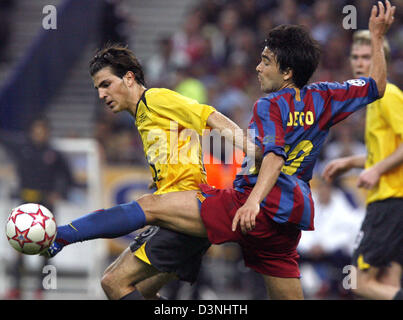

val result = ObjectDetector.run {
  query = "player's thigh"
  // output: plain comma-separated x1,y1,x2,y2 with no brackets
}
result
104,247,160,286
138,191,206,237
263,275,304,300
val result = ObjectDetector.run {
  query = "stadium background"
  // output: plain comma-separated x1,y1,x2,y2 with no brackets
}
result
0,0,401,299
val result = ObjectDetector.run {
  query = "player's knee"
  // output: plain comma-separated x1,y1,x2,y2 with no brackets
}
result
101,268,125,297
137,194,160,223
100,271,115,296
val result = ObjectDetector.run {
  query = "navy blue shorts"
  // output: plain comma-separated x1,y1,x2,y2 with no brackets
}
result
130,226,211,283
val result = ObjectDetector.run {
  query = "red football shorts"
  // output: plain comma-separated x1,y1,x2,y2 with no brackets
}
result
197,184,301,278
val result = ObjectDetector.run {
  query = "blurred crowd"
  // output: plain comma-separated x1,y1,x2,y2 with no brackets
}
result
0,0,15,63
0,0,401,299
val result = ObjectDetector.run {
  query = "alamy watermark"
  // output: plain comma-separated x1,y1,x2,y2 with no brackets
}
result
342,265,357,290
42,5,57,30
145,122,259,173
342,5,357,30
42,265,57,290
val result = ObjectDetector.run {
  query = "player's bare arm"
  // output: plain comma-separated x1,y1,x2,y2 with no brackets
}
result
206,111,262,161
368,0,395,97
232,152,284,234
358,143,403,189
322,155,366,182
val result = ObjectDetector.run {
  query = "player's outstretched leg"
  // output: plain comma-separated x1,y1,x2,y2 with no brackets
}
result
43,201,149,257
44,190,205,258
136,191,207,237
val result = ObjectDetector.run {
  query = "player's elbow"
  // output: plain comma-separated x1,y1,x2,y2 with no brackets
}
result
263,152,285,172
377,87,386,98
206,111,221,129
371,76,386,98
206,111,238,131
376,81,386,98
136,194,160,224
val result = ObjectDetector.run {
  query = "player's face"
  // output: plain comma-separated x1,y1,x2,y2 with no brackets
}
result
256,47,288,93
92,67,131,113
350,44,371,78
30,121,49,145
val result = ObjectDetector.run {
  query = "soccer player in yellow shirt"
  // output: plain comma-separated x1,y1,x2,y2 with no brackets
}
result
323,30,403,300
47,44,257,300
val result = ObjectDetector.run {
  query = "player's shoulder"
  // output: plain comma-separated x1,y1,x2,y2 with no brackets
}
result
254,90,296,118
303,80,339,92
257,88,296,105
378,83,403,111
145,87,173,99
254,96,273,113
304,78,363,91
146,87,197,103
384,82,403,98
143,88,177,109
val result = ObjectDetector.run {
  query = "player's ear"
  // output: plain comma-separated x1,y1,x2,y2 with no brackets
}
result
283,68,293,81
123,71,135,87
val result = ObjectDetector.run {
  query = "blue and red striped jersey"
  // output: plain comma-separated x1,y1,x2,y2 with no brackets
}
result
233,77,379,230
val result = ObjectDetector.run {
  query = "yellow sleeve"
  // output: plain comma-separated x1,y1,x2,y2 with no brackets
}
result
147,89,216,135
381,84,403,137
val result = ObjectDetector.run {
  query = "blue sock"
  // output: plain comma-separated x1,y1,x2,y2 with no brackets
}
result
55,201,146,246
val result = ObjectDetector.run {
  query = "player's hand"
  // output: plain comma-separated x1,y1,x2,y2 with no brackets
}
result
357,167,381,189
232,201,260,234
369,0,396,38
322,158,351,182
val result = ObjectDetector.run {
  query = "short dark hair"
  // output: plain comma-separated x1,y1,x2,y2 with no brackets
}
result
89,43,146,86
265,25,321,88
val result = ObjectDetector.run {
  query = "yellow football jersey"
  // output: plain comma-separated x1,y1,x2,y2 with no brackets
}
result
365,82,403,204
135,88,216,194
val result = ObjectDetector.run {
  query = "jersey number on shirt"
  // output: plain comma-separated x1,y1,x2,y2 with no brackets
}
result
282,140,313,175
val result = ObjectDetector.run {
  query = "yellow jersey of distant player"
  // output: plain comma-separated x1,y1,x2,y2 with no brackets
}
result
135,88,216,194
365,82,403,204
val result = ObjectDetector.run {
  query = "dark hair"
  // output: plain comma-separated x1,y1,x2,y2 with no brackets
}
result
89,43,146,86
265,25,321,88
29,116,50,130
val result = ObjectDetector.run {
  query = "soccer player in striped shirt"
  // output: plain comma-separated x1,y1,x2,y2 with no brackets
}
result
46,1,397,299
